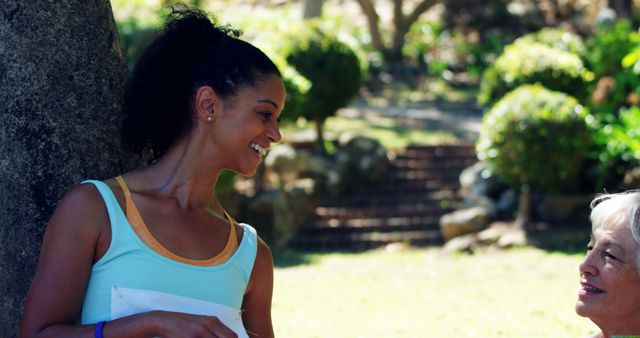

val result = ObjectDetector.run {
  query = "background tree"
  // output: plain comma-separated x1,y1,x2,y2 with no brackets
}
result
284,23,363,152
0,1,135,334
354,0,439,70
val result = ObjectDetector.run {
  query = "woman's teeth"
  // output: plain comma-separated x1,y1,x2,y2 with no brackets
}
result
251,143,267,157
583,285,605,294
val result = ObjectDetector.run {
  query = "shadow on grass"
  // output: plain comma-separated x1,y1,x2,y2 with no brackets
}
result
273,248,379,268
526,222,590,256
273,249,318,268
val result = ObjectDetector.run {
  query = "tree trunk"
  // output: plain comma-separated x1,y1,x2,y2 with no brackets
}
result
611,0,632,19
355,0,387,58
302,0,324,19
514,189,532,229
356,0,439,68
314,118,326,153
0,1,135,334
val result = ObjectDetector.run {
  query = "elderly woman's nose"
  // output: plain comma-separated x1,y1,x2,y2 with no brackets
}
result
579,251,598,276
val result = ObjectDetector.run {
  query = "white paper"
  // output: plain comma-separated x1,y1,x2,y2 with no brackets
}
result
111,286,249,338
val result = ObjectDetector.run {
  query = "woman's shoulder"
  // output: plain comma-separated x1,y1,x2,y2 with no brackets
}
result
59,182,108,211
37,182,114,265
49,180,117,233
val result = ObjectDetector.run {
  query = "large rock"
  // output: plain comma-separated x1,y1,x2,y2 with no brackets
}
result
241,180,318,253
440,206,492,241
335,136,390,183
0,2,134,334
459,161,505,199
535,194,593,224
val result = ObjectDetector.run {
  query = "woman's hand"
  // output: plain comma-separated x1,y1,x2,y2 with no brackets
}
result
145,311,238,338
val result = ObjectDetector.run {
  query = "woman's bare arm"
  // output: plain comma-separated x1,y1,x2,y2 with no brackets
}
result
241,238,275,338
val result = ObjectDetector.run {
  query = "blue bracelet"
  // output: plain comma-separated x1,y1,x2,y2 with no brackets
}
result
95,321,106,338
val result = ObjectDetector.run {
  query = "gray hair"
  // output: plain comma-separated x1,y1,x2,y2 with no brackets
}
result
590,191,640,270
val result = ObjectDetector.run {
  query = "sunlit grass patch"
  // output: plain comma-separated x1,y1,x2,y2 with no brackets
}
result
272,247,599,338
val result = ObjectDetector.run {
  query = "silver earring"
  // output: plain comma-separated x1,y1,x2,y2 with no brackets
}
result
207,116,213,122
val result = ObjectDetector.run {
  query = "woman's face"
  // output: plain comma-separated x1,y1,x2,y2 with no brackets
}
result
576,215,640,324
212,73,285,176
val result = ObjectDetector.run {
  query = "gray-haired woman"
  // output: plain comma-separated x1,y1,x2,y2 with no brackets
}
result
576,191,640,337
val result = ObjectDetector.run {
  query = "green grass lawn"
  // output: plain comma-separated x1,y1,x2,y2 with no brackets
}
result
272,246,599,337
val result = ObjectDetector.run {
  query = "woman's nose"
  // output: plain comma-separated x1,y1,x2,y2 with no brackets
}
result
579,251,598,277
267,124,282,143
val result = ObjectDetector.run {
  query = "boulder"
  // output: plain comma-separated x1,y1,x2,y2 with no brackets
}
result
335,136,390,183
459,161,505,198
497,228,528,248
440,206,492,241
535,194,592,224
444,234,477,253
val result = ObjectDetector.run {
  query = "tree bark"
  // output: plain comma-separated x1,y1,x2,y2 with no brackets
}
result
302,0,324,19
0,1,135,334
515,190,532,229
314,118,326,153
355,0,439,66
355,0,387,57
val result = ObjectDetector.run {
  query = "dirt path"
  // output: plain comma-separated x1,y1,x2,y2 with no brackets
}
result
338,100,484,142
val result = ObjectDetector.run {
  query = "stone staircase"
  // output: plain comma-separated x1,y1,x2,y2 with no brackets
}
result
288,144,479,250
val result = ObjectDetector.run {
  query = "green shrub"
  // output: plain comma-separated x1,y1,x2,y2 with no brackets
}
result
283,22,363,151
514,27,586,56
478,31,593,107
593,105,640,167
477,84,592,194
586,20,640,77
268,54,311,124
586,20,640,119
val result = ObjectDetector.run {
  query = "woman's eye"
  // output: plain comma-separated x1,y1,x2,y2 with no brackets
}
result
260,111,272,120
603,251,618,260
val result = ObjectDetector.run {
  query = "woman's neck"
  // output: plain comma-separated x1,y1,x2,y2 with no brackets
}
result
133,138,224,211
596,318,640,338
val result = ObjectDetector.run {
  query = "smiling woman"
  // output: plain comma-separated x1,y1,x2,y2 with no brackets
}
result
20,6,283,338
576,191,640,338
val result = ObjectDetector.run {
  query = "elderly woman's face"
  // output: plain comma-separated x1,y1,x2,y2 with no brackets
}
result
576,216,640,322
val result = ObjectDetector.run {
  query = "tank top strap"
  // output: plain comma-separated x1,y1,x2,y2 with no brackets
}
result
80,180,128,244
235,223,259,283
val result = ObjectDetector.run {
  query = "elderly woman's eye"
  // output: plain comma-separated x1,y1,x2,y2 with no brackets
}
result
603,251,618,260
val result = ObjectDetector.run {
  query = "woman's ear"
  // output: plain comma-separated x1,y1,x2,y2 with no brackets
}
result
195,86,218,123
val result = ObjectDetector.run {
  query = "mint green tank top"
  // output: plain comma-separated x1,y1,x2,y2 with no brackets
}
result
79,180,257,336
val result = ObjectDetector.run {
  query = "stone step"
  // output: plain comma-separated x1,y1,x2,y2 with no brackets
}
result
314,203,452,219
392,158,478,170
394,144,476,158
341,178,462,193
298,216,442,234
316,193,463,208
289,229,444,251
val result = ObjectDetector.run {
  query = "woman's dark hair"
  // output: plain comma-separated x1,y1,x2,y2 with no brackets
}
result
122,7,281,159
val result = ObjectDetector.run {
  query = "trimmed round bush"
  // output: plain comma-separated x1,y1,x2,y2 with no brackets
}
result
283,22,362,149
478,30,593,107
514,27,586,56
477,84,592,193
269,54,310,123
